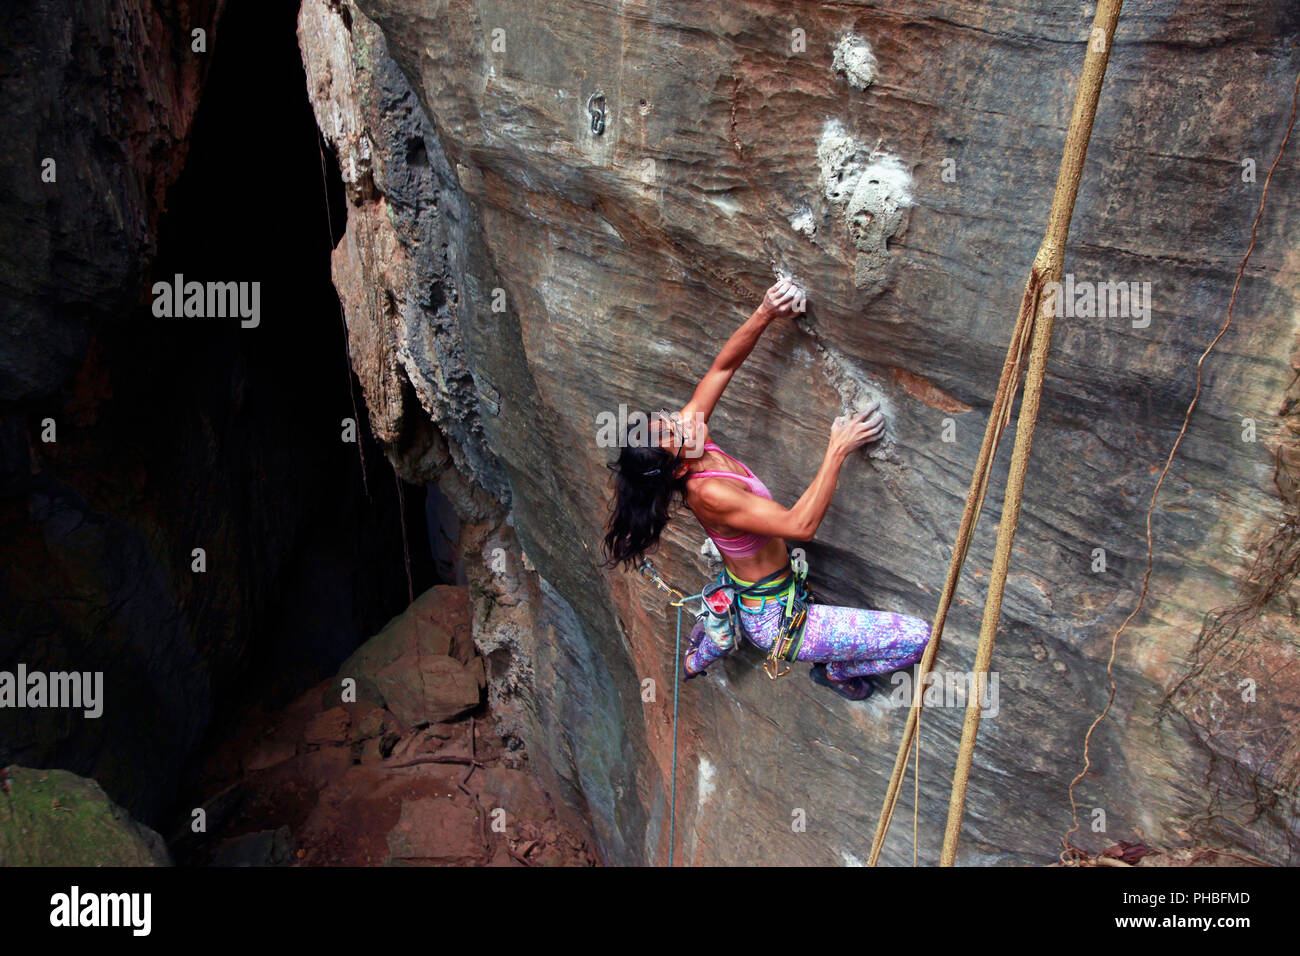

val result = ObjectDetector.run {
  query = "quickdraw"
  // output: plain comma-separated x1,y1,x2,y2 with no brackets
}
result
638,557,703,611
586,91,606,135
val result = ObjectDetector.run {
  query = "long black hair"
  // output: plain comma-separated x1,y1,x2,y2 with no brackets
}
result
600,425,691,572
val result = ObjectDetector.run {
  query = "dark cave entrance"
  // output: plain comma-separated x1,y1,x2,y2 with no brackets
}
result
0,0,477,863
131,0,448,835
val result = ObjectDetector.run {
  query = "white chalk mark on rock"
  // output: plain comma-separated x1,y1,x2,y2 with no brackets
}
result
789,206,816,237
817,119,914,289
833,34,878,90
697,755,717,813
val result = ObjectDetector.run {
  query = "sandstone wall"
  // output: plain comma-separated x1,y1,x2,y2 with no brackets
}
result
299,0,1300,864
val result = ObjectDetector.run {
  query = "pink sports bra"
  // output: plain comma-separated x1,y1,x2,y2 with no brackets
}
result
685,440,774,558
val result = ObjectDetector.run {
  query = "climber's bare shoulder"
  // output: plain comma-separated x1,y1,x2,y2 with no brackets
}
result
687,477,797,544
684,473,749,535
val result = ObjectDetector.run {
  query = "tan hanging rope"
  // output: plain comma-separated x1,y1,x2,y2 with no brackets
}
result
868,0,1124,867
869,274,1038,866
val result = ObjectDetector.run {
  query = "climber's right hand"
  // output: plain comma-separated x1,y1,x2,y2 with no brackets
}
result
758,277,805,320
829,402,886,456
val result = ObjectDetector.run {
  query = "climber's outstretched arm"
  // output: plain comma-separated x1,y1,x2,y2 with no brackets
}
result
689,411,877,541
680,278,805,425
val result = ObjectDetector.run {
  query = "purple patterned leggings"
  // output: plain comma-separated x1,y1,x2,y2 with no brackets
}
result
686,596,931,683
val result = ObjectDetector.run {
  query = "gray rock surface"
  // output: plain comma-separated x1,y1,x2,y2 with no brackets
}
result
300,0,1300,866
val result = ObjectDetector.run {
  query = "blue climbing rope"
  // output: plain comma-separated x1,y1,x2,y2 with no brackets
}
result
639,558,703,867
671,600,682,866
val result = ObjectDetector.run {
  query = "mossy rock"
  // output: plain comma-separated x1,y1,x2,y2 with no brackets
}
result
0,766,170,866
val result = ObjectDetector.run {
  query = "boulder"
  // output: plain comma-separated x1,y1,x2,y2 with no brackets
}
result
385,798,484,863
0,766,170,866
337,585,483,725
304,707,352,745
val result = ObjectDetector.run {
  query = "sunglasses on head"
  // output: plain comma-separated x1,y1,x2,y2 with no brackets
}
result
657,409,686,466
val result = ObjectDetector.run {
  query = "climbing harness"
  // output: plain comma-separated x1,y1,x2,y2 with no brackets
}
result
720,550,815,680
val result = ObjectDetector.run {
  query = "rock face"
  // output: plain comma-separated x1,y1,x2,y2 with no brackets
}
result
300,0,1300,865
0,0,227,826
0,766,170,866
0,0,224,401
298,0,648,863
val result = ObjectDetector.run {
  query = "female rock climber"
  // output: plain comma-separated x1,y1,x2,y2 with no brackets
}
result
600,278,931,700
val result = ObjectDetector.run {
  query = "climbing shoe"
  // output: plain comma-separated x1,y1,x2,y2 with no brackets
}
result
809,663,874,701
683,619,708,680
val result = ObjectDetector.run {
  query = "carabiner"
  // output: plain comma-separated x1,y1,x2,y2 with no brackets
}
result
764,656,792,680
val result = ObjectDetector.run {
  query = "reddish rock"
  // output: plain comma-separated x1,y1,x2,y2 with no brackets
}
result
354,708,390,742
486,844,527,867
376,653,481,726
337,585,482,725
182,586,598,866
244,738,298,774
304,707,351,745
475,767,547,823
385,798,484,863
